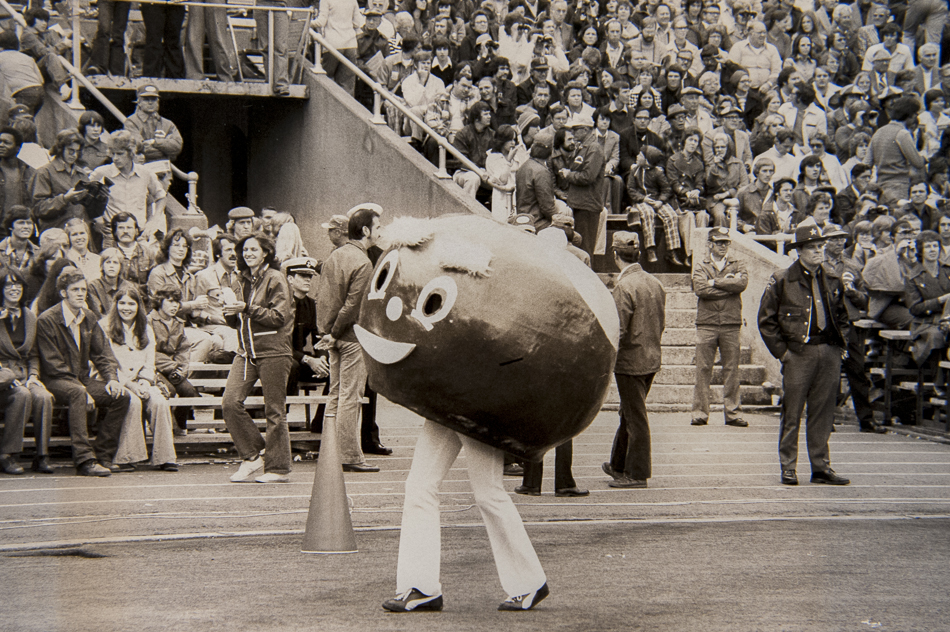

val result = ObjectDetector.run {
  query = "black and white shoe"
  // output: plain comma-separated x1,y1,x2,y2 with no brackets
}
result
382,588,443,612
498,583,549,611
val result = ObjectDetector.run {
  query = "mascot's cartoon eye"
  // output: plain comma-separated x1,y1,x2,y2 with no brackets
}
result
411,276,458,331
368,250,399,300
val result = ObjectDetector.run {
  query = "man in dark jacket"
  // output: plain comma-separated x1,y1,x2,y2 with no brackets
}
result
758,223,851,487
557,115,605,258
284,257,328,396
603,231,666,489
316,205,380,473
691,228,749,427
37,268,130,476
515,138,557,231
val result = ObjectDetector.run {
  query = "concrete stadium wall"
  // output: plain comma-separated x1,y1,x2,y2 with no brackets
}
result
245,72,488,264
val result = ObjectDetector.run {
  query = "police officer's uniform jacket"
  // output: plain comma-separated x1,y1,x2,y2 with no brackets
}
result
758,259,850,359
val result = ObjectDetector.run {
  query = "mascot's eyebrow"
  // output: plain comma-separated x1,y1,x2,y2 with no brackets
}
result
436,238,493,277
379,217,435,249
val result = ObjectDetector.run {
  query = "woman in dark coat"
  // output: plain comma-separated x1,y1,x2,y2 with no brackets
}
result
905,231,950,366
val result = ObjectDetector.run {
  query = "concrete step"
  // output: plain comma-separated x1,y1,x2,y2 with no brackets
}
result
662,345,754,365
654,273,693,291
667,308,698,328
653,364,767,386
662,328,697,346
667,291,698,309
607,383,769,405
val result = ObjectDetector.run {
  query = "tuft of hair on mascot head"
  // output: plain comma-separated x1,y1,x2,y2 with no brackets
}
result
356,214,619,462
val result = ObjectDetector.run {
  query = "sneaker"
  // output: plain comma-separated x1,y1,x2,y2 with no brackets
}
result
230,456,264,482
382,588,444,612
498,583,549,611
255,472,290,483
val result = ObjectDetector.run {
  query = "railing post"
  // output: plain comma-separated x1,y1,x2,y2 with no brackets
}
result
187,172,199,212
68,0,82,109
311,24,325,74
435,145,450,179
267,9,275,93
725,198,739,233
370,91,385,125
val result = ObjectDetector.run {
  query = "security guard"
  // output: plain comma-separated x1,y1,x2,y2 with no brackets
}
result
758,222,851,486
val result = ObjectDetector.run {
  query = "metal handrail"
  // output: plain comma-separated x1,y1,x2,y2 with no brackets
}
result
308,28,484,179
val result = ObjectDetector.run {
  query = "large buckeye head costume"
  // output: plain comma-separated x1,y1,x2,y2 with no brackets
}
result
354,215,619,462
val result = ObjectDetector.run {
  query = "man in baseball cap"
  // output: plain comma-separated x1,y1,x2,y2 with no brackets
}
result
322,214,349,249
759,220,851,486
125,83,182,163
691,227,749,428
556,113,603,258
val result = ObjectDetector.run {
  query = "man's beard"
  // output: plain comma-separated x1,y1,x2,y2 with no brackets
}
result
642,34,654,43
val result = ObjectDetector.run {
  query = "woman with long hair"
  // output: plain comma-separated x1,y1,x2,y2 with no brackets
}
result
792,154,826,211
0,268,55,475
30,258,76,315
785,34,817,82
485,125,519,223
103,286,178,471
147,228,223,363
905,231,950,367
222,233,294,484
87,248,135,318
77,111,110,170
795,12,825,57
826,31,860,86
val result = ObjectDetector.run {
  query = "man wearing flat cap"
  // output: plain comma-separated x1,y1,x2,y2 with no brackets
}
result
123,85,183,164
604,231,665,489
228,207,256,241
758,222,851,487
691,228,748,428
557,115,605,258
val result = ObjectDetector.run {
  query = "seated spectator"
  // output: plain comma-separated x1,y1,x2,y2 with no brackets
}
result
0,128,35,227
109,212,155,288
19,8,71,96
194,233,240,354
809,132,847,193
24,241,66,308
0,206,38,275
187,247,210,275
705,132,749,227
918,88,949,160
667,127,707,221
64,218,101,281
840,132,872,184
147,229,223,363
835,163,873,226
30,130,90,233
626,146,684,266
31,258,77,315
755,177,799,236
863,220,919,329
0,31,45,113
905,230,950,368
101,286,178,471
452,101,495,197
777,84,827,151
0,267,54,475
804,190,835,226
848,220,878,269
90,131,167,245
899,181,940,231
37,268,131,476
148,284,198,435
78,112,112,171
87,248,135,318
737,159,774,234
792,155,826,212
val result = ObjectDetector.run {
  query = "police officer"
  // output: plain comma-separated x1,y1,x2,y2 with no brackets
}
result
283,257,329,398
691,227,749,427
556,115,606,259
758,222,851,486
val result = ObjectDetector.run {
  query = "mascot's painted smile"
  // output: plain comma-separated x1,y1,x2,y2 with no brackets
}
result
355,214,619,462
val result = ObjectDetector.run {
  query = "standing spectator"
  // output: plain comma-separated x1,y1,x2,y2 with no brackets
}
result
0,206,38,275
758,223,851,487
0,268,54,474
515,135,557,231
185,0,239,82
809,133,848,193
37,268,131,477
315,206,379,473
727,20,782,92
0,31,44,113
313,0,365,96
691,228,748,428
90,132,167,244
224,233,294,483
753,128,803,183
227,206,257,241
603,231,665,489
87,0,131,76
868,96,927,206
148,285,198,435
140,0,186,78
123,86,183,164
194,233,240,353
484,125,518,222
777,84,826,151
282,257,329,395
912,43,941,95
321,214,349,249
30,130,89,233
556,115,605,257
100,287,178,471
0,128,34,229
736,159,774,234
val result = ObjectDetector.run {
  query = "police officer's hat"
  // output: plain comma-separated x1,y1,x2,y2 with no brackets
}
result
789,222,830,248
283,257,319,276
